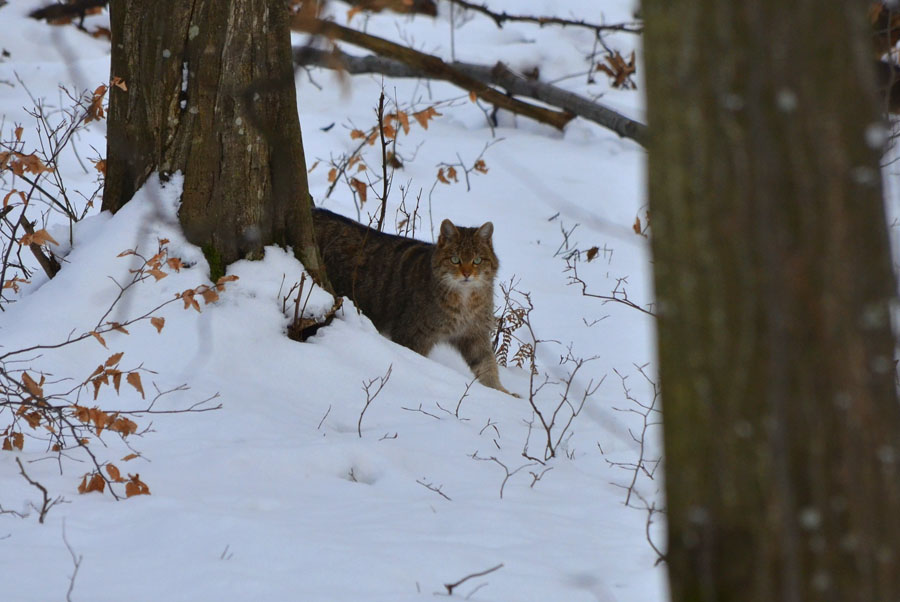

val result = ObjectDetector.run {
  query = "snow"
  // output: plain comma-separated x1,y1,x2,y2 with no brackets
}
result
0,1,666,600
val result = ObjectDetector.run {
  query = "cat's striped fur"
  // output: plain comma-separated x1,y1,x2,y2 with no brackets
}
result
313,208,510,394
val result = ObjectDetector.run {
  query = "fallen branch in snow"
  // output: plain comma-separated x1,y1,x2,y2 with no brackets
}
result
608,364,662,507
471,452,536,499
290,19,575,131
16,457,65,524
416,478,452,501
566,255,656,317
61,519,83,602
454,377,476,418
401,403,441,420
292,46,648,146
443,562,504,596
358,364,392,437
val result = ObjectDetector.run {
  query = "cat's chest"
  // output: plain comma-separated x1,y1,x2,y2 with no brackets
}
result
435,286,492,334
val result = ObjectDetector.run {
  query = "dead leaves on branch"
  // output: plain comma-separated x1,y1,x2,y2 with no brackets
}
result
19,228,59,248
597,50,637,89
0,151,55,177
324,101,443,202
85,351,146,403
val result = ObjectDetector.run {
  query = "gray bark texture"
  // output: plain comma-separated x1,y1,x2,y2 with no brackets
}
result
644,1,900,601
103,0,326,285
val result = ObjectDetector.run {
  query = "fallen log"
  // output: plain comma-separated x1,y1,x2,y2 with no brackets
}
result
290,18,576,131
293,44,648,146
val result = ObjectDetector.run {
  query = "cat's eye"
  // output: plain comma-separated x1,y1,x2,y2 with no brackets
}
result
473,257,483,265
451,256,461,264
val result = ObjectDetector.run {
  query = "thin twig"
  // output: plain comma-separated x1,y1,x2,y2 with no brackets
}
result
444,563,504,596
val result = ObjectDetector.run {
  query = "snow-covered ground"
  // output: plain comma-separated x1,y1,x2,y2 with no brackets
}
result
0,1,666,600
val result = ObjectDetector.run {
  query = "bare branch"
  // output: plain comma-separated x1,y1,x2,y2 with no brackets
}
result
358,364,392,437
293,47,647,145
444,562,504,596
16,457,64,523
290,20,575,130
443,0,642,35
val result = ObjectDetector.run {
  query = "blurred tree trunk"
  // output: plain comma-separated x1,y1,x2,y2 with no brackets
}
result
102,0,327,286
644,2,900,601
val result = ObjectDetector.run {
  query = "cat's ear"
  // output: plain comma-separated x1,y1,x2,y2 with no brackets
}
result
475,221,494,240
439,219,459,244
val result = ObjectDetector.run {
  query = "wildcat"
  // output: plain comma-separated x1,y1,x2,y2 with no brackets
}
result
313,207,512,395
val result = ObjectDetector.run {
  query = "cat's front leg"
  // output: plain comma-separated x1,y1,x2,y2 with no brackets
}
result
452,333,514,396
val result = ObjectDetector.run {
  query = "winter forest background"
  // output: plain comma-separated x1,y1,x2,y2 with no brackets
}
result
1,1,899,601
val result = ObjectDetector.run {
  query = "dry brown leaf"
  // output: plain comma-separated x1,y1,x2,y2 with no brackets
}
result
586,246,599,262
92,158,106,175
125,474,151,497
111,76,127,91
21,372,43,397
90,331,108,349
23,411,42,429
201,287,219,305
150,316,165,333
109,322,130,334
446,166,458,182
32,229,59,246
14,126,23,141
412,106,442,129
126,372,145,399
16,153,54,175
215,274,239,291
2,190,25,209
147,267,166,280
106,463,123,482
327,167,338,183
597,50,637,89
350,178,368,204
110,417,138,436
166,257,183,272
72,405,91,424
85,84,108,123
105,352,124,367
473,159,488,174
437,167,449,184
350,129,367,140
121,453,140,462
397,111,410,134
78,472,106,494
468,90,478,103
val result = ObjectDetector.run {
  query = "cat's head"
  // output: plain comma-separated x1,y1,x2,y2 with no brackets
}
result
434,219,499,289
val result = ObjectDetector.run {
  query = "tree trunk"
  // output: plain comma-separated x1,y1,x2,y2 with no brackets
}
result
103,0,327,286
644,2,900,601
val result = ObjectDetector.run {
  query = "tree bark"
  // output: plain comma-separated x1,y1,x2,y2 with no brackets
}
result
644,2,900,601
103,0,327,286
